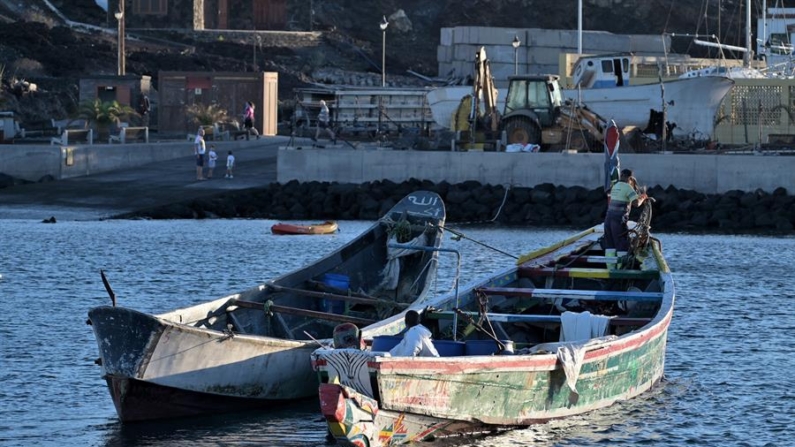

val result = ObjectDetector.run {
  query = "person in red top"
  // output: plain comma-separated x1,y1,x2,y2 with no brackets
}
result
243,101,260,140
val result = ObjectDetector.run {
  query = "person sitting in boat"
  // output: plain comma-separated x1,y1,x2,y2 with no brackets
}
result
389,310,439,357
603,168,648,269
332,322,364,350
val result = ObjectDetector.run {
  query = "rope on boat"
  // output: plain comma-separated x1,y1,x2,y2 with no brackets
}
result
489,184,511,222
435,223,518,260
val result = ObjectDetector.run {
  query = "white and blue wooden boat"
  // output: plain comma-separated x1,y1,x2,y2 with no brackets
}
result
87,191,446,422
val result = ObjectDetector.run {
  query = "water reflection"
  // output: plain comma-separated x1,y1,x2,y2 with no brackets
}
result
97,401,329,447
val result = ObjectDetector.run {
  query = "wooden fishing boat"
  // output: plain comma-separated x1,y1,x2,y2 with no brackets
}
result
312,209,674,446
87,191,446,422
271,220,339,235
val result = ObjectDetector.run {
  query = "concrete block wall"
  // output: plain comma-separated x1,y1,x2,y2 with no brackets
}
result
437,26,668,85
277,149,795,195
0,139,257,182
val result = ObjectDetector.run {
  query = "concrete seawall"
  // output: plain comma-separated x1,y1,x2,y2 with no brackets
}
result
2,142,793,195
0,140,257,182
277,148,795,194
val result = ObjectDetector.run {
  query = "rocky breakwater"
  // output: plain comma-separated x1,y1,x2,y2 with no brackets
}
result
118,180,795,234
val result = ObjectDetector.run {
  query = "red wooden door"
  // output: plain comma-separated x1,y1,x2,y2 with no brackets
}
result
252,0,286,30
217,0,228,29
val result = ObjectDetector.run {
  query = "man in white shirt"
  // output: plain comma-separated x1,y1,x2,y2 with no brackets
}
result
194,127,206,180
389,310,439,357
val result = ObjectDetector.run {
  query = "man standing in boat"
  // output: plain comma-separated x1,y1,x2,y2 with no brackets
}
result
604,169,647,269
389,310,439,357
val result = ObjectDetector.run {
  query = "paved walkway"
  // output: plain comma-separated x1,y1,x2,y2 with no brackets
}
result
0,136,307,220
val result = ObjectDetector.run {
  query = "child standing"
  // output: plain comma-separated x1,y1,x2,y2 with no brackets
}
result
225,150,235,179
206,145,218,179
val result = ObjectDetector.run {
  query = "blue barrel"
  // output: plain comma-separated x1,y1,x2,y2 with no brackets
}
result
321,273,349,313
465,339,515,356
322,273,350,290
371,335,403,352
432,340,466,357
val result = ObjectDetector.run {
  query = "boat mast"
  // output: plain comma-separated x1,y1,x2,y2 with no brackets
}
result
744,0,752,66
578,0,583,55
763,0,767,58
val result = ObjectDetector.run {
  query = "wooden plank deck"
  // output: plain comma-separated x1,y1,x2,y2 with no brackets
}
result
476,287,663,302
519,267,660,280
426,311,651,327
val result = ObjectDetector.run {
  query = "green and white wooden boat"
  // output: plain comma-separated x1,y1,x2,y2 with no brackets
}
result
312,212,674,446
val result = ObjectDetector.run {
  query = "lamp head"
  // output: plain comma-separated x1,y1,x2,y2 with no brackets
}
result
512,35,520,49
114,10,123,20
380,15,389,31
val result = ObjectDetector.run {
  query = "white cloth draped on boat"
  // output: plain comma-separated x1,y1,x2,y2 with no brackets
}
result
377,233,428,290
556,311,613,394
559,311,612,342
557,344,587,394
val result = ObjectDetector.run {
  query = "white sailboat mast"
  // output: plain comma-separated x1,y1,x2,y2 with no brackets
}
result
745,0,752,66
578,0,583,55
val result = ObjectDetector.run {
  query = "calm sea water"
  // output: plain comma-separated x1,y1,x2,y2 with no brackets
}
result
0,219,792,447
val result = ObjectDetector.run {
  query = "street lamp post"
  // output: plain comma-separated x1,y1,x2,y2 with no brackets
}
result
377,16,389,138
114,0,125,76
380,16,389,87
512,35,520,75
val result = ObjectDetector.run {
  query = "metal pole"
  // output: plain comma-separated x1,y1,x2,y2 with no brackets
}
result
578,0,583,55
381,29,386,87
116,15,122,76
744,0,751,66
514,47,518,75
388,244,462,341
120,0,125,75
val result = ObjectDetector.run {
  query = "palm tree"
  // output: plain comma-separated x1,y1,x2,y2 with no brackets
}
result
78,99,135,139
184,103,229,127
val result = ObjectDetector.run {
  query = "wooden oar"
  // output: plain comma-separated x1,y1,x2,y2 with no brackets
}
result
100,270,116,307
231,299,376,326
267,283,408,309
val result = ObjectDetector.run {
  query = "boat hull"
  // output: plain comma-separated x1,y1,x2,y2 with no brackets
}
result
319,321,669,445
271,221,338,235
89,305,318,421
105,376,302,422
563,76,735,139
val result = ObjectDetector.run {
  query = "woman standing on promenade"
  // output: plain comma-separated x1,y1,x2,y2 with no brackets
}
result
243,101,260,140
